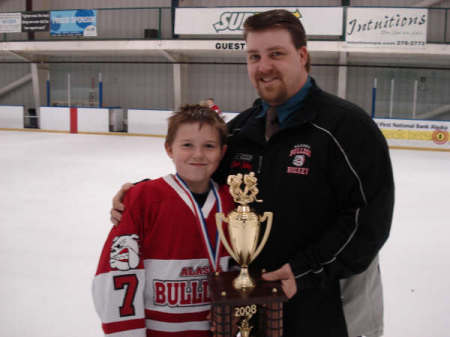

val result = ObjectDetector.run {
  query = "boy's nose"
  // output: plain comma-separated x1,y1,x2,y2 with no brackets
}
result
193,147,205,158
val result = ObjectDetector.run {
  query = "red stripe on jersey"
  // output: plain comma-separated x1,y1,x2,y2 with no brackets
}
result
146,329,211,337
145,309,208,323
102,318,145,334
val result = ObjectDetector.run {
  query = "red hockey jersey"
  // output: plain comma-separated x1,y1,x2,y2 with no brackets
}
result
93,174,235,337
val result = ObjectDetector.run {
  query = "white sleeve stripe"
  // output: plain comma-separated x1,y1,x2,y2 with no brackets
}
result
295,122,367,280
107,328,146,337
146,319,209,332
92,270,146,323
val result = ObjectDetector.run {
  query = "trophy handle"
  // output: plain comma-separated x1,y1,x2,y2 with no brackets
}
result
249,212,273,262
216,213,239,262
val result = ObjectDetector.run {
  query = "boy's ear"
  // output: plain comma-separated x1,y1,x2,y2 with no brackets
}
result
220,144,228,159
165,142,173,159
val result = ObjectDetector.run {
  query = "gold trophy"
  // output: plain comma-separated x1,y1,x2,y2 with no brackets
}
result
216,172,273,290
209,172,286,337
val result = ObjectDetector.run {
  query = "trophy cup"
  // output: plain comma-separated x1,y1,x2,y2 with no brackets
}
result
209,172,287,337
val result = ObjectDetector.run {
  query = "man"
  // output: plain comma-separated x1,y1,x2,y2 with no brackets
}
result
111,9,394,337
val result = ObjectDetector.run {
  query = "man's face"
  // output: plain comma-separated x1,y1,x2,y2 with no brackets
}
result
246,28,308,106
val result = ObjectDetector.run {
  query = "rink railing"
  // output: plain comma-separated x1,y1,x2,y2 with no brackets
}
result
0,105,238,136
0,105,448,152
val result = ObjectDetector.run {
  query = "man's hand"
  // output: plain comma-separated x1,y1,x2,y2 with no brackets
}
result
110,183,133,226
262,263,297,299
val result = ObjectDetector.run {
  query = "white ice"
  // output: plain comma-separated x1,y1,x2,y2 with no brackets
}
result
0,131,449,337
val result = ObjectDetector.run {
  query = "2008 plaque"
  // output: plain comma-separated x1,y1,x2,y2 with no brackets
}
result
209,173,287,337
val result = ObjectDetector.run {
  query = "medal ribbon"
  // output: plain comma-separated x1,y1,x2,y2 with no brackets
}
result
174,174,222,272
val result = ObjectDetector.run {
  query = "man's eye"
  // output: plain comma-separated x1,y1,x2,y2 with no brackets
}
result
248,54,260,61
271,51,283,57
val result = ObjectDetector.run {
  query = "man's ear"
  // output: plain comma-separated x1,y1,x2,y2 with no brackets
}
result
298,46,308,67
165,142,173,159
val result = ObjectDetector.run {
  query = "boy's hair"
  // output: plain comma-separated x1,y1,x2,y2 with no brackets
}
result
166,104,228,146
243,9,311,72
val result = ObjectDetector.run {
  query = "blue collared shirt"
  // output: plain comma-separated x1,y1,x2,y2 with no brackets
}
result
258,76,312,128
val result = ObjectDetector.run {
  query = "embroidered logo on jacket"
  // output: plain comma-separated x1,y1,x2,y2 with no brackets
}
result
110,234,139,270
230,152,253,171
287,144,311,175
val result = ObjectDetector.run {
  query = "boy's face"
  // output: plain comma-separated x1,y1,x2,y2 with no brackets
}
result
165,122,226,194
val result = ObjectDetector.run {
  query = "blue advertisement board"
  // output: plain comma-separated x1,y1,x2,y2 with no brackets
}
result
50,9,97,36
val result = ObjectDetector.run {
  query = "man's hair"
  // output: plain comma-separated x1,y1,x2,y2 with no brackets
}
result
243,9,311,72
166,104,228,146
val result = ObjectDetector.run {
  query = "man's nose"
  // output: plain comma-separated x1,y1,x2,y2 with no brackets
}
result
257,56,274,73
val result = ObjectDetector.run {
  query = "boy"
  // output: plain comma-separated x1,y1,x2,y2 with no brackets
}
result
92,105,234,337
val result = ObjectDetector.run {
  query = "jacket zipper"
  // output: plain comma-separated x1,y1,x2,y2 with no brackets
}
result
257,155,263,174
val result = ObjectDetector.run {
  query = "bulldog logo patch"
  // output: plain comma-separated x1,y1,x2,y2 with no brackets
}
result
110,234,140,271
287,144,311,175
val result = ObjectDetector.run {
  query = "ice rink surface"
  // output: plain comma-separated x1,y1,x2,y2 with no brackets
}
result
1,130,449,337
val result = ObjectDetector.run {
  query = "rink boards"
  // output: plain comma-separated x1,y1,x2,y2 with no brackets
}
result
0,105,448,151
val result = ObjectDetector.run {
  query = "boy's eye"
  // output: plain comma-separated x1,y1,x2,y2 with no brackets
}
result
182,143,192,147
205,143,216,149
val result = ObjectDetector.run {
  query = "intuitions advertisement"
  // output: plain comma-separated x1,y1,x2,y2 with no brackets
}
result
346,7,427,48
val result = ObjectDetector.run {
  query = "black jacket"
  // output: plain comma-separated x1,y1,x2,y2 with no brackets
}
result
215,79,394,336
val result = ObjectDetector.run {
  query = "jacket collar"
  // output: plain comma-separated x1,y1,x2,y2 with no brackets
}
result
257,76,313,127
240,77,321,144
285,77,321,127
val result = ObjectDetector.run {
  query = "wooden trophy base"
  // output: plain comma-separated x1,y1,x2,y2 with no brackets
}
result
208,270,287,337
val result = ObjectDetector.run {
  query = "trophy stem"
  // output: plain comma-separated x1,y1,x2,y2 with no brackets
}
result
232,266,255,290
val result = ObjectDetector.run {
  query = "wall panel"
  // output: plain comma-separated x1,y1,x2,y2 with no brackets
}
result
179,0,340,7
0,64,33,109
33,0,170,10
50,63,172,110
185,61,256,112
347,66,450,119
0,0,25,11
310,65,339,96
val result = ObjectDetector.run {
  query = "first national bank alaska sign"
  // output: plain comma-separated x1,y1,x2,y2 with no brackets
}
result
174,7,343,36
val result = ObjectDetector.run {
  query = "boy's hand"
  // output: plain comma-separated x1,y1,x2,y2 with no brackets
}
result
207,309,239,336
206,311,215,333
110,183,133,226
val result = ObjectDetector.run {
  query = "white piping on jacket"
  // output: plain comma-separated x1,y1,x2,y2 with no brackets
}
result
295,123,367,279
